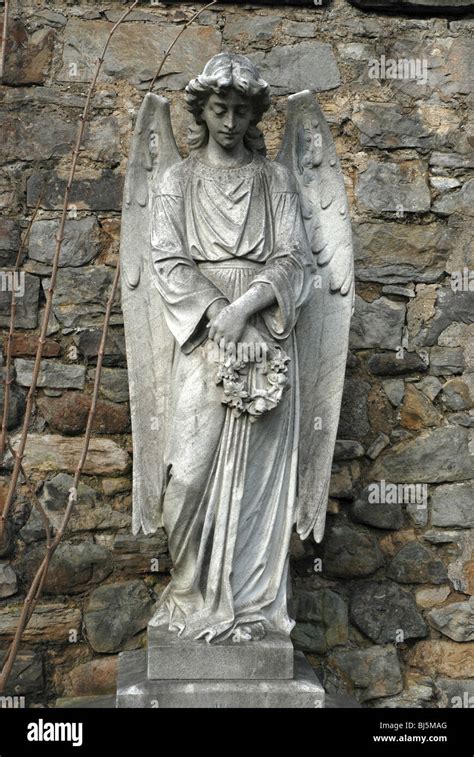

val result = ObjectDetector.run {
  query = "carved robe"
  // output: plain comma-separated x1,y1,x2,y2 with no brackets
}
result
148,150,314,641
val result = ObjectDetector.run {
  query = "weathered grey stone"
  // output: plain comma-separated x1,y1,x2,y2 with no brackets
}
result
42,267,122,328
148,625,293,680
413,287,474,348
430,177,462,192
224,13,281,46
366,433,390,460
357,161,430,214
88,367,129,403
322,523,384,578
430,152,474,171
291,588,348,654
423,531,461,544
350,296,405,350
339,378,370,439
0,602,81,641
74,329,126,367
84,581,153,653
428,598,474,642
388,543,447,584
371,427,474,483
28,217,100,267
0,217,20,265
353,102,435,149
329,646,402,703
282,20,315,38
0,273,39,329
352,487,404,530
432,179,474,218
250,42,340,95
440,377,473,412
368,351,428,376
430,346,465,375
21,473,130,542
27,170,124,211
31,9,67,27
334,440,365,461
350,581,427,643
17,542,112,595
0,380,26,429
0,562,18,598
382,379,405,407
0,651,43,695
0,112,120,164
431,483,474,528
58,19,221,89
382,285,415,298
417,376,443,401
2,86,116,109
117,649,324,708
11,433,130,475
14,359,85,389
113,532,169,573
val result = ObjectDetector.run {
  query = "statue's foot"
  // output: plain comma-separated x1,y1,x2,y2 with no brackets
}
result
231,621,266,643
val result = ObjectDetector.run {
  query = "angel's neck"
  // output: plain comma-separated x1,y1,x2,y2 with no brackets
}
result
202,139,252,169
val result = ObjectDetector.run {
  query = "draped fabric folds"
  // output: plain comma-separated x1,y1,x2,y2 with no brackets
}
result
148,151,314,641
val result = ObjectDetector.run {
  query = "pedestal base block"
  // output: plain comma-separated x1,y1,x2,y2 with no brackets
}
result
116,649,324,708
147,625,294,680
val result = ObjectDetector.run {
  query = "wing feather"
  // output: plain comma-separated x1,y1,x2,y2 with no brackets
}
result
277,90,354,543
120,93,181,535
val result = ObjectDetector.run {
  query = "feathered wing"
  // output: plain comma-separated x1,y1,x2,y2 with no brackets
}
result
120,93,181,535
277,90,354,543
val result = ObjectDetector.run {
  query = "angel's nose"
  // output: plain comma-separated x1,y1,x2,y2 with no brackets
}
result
223,111,235,130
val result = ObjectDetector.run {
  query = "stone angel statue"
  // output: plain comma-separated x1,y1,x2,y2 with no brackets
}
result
120,53,354,645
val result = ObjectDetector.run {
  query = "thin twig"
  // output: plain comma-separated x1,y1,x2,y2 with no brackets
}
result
0,0,138,546
148,0,217,92
0,0,9,82
0,263,120,693
0,0,210,696
0,194,43,461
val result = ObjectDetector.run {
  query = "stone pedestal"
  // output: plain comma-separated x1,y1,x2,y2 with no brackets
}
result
147,626,294,680
116,626,325,708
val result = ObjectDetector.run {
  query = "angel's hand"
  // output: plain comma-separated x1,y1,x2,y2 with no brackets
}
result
208,304,247,347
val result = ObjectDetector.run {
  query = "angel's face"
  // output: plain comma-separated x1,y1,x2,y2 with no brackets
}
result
202,90,253,151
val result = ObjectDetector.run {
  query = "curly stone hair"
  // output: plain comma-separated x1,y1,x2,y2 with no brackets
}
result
185,52,271,155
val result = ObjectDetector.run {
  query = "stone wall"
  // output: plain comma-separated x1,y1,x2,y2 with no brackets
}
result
0,0,472,708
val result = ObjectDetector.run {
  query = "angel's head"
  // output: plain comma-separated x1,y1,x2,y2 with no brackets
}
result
185,53,270,155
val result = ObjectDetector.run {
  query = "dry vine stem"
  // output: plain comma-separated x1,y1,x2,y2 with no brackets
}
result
0,265,120,693
0,0,138,693
0,194,43,460
0,0,9,82
0,0,138,543
0,1,218,694
148,0,217,91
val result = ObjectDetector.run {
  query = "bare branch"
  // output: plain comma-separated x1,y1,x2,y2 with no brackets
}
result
0,194,43,461
0,0,138,545
0,0,9,82
148,0,217,92
0,263,120,693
